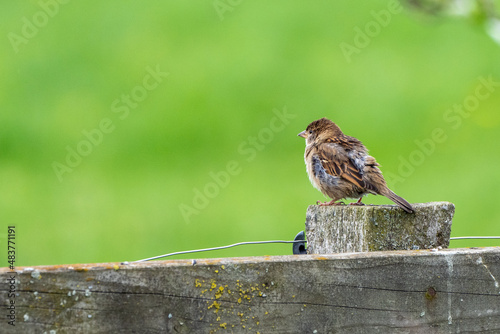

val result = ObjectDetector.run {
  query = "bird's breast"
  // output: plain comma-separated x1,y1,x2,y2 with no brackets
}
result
305,150,340,194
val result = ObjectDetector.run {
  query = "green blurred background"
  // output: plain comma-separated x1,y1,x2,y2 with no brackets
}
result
1,1,499,267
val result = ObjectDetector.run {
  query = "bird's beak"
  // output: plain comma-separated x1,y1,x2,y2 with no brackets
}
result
298,130,307,138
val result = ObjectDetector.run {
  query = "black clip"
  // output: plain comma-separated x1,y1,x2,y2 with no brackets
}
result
292,231,307,255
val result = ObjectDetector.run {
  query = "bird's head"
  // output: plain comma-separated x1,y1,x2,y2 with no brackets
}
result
298,118,343,145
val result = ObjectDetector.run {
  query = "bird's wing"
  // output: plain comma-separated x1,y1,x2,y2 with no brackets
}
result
317,138,366,189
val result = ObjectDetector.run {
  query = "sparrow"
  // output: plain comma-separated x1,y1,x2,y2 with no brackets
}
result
298,118,414,213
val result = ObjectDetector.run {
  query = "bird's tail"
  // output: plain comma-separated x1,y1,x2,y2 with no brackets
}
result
381,189,414,213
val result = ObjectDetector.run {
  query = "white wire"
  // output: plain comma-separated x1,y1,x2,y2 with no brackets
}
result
450,236,500,240
131,240,304,263
128,236,499,263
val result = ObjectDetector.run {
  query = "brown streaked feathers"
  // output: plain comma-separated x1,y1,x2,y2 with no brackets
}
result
298,118,414,213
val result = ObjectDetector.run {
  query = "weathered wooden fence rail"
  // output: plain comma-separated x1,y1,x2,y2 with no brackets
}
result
2,247,500,333
2,203,498,333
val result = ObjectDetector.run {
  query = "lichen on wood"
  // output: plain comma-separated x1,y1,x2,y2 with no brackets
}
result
1,247,499,333
305,202,455,254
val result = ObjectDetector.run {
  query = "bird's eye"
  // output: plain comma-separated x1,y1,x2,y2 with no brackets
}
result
309,130,313,134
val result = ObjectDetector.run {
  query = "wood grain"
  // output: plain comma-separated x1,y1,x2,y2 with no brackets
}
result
305,202,455,254
1,247,499,333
